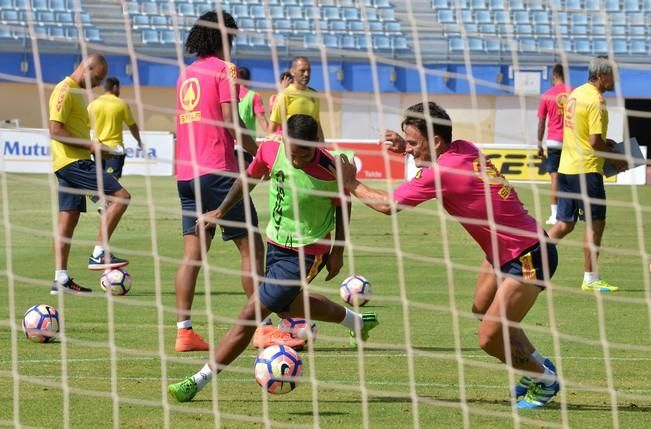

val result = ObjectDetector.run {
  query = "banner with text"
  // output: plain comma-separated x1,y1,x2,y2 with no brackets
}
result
0,128,174,176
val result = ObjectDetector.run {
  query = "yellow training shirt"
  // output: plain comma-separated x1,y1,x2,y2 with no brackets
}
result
559,82,608,174
48,76,91,172
87,93,136,150
269,83,320,125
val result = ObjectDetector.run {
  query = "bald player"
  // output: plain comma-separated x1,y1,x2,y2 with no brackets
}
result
49,53,132,295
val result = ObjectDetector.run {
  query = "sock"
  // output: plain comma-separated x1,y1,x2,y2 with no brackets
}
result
261,316,273,326
55,270,69,284
550,204,557,218
531,350,546,367
532,363,557,387
584,272,600,284
340,308,362,331
191,363,214,391
92,245,105,258
177,320,192,330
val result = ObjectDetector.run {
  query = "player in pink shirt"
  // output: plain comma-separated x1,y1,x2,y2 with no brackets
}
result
336,102,560,409
537,64,571,225
173,11,264,353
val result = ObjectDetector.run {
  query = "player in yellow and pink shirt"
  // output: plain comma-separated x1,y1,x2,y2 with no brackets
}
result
336,101,560,410
536,64,572,225
173,11,264,353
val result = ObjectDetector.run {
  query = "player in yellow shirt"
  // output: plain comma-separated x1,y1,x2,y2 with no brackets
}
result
49,53,132,295
88,77,142,210
268,56,324,141
548,57,627,293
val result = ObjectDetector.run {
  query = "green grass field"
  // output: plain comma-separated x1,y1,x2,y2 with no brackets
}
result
1,174,650,429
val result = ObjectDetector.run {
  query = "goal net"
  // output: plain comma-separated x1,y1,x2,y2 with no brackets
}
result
1,0,650,428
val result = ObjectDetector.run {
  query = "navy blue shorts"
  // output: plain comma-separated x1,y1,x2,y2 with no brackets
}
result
55,159,123,212
103,154,126,179
545,148,562,174
499,240,558,287
557,172,606,222
177,173,258,240
259,243,327,313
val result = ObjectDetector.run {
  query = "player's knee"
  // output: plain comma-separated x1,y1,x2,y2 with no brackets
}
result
477,326,500,355
471,304,485,321
113,188,131,206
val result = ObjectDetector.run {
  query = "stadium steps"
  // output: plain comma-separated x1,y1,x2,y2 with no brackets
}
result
80,0,127,47
391,0,448,60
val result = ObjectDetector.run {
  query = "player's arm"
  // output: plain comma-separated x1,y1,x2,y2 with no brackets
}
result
128,123,143,149
256,112,269,136
324,200,350,281
334,154,396,215
536,117,546,157
222,101,258,156
267,93,283,133
48,120,108,153
586,101,627,171
252,94,269,135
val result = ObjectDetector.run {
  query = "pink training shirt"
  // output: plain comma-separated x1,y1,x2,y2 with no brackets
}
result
239,86,265,115
537,83,571,143
248,137,343,255
175,57,239,181
393,140,540,267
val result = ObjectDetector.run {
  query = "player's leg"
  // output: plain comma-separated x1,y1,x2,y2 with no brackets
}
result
173,177,215,352
471,259,497,319
547,172,577,241
96,155,126,213
580,173,617,292
545,148,561,225
50,167,92,294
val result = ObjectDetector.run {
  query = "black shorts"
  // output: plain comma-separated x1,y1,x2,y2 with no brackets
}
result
545,148,562,174
55,159,123,212
499,240,558,287
103,154,126,179
259,243,327,313
177,173,258,241
557,172,606,221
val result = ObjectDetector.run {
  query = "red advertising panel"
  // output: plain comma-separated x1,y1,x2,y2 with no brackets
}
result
326,141,405,180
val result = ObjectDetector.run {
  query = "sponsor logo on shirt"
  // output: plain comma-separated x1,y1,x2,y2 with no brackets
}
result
55,83,69,112
179,77,201,124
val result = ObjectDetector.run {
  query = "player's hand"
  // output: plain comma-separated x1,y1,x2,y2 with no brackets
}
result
329,154,357,191
610,158,628,173
606,138,617,147
381,130,406,154
324,248,344,281
536,145,545,158
195,210,221,235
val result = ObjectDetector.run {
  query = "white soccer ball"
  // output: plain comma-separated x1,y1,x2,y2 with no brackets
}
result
100,268,132,296
340,274,372,306
278,318,318,341
254,345,303,394
22,304,59,343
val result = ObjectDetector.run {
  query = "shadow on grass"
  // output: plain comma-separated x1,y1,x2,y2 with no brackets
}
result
313,346,478,353
132,291,246,297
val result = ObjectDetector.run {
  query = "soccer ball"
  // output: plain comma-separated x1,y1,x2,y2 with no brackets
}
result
278,318,317,341
22,304,59,343
254,345,303,394
100,268,132,296
340,274,372,306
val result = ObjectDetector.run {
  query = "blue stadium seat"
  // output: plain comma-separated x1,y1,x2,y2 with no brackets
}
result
629,25,646,36
373,34,391,51
479,23,496,33
393,36,409,51
84,27,101,42
532,11,548,25
14,0,24,9
574,39,591,54
610,12,626,25
303,33,318,48
37,11,55,22
348,20,364,32
133,14,149,29
269,5,284,19
249,34,267,48
592,15,606,25
378,8,395,21
49,0,66,13
630,39,646,54
375,0,391,6
150,15,168,27
448,37,464,52
1,10,19,23
322,6,339,20
238,18,254,30
485,38,500,52
65,0,79,11
255,18,270,31
644,0,651,8
528,0,545,10
293,19,310,32
66,27,79,40
572,25,588,36
142,2,158,15
323,34,338,48
494,11,509,23
592,39,608,54
272,33,286,47
516,24,532,34
468,37,483,51
234,34,248,48
537,37,554,52
612,39,628,54
471,0,487,9
385,21,401,33
605,0,621,11
565,0,581,10
342,7,359,20
508,0,524,10
31,0,47,11
432,0,449,8
437,9,455,24
0,27,13,39
125,1,139,15
160,30,177,44
341,34,356,49
584,0,600,11
497,23,514,33
47,26,65,38
273,18,292,32
571,13,588,26
231,4,247,16
339,0,355,6
476,10,491,23
444,23,462,34
489,0,504,9
519,38,536,52
534,24,551,35
368,21,384,32
141,29,159,44
329,20,347,32
592,25,606,35
624,0,640,11
628,13,645,25
355,34,368,50
286,7,303,19
80,11,91,26
464,23,478,32
548,0,561,7
610,25,626,36
454,0,470,8
250,5,265,18
56,11,73,25
0,0,13,8
513,11,529,24
554,12,568,25
461,9,473,23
